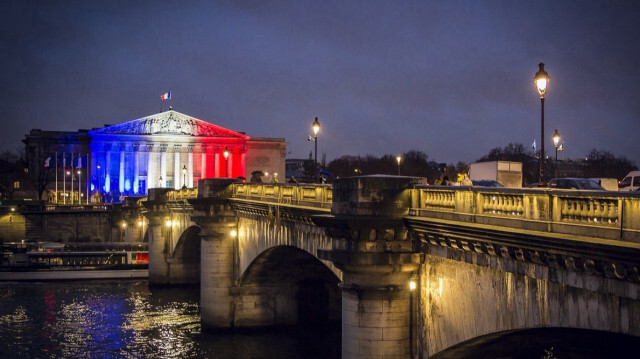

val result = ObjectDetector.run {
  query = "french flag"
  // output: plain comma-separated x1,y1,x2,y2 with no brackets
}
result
160,91,171,100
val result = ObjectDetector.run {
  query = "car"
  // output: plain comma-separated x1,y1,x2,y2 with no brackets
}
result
618,171,640,191
548,178,604,190
471,180,504,187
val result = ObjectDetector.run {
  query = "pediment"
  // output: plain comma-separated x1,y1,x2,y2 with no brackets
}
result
89,110,249,139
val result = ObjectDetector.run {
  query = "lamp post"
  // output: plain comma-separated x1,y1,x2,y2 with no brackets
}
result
182,165,187,189
553,129,561,179
77,169,81,204
534,63,550,184
396,156,402,176
223,147,229,177
312,117,321,183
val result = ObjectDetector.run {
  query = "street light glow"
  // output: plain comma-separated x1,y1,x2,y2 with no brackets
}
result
534,63,550,98
312,117,321,135
553,129,561,147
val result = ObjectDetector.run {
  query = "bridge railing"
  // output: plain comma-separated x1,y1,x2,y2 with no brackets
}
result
165,188,198,201
231,183,333,209
409,186,640,243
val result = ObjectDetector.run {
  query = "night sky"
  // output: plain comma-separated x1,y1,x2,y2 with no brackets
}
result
2,0,639,166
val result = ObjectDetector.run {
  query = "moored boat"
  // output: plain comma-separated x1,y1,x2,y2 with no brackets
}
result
1,241,148,281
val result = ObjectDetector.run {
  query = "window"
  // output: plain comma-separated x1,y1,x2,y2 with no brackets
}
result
13,181,20,189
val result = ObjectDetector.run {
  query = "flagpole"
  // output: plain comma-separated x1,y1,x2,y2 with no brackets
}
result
71,153,74,205
86,154,89,205
55,152,58,204
63,153,66,205
78,154,81,206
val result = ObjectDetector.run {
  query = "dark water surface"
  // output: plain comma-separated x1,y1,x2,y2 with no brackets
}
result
0,280,340,359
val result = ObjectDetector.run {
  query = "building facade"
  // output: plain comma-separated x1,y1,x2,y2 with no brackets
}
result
24,110,287,203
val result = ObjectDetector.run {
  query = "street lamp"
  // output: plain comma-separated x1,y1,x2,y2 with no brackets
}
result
312,117,321,183
182,165,187,189
96,164,101,195
553,129,561,179
534,62,550,184
223,147,229,177
396,156,402,176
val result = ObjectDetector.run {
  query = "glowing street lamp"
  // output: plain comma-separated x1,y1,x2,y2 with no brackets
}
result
553,129,561,179
223,147,229,177
396,156,402,176
312,117,321,183
534,63,550,183
96,164,101,195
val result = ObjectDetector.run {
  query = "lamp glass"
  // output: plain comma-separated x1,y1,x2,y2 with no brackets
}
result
312,118,320,135
534,63,550,97
553,130,561,147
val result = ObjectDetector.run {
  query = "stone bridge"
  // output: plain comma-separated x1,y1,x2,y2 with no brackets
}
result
139,176,640,358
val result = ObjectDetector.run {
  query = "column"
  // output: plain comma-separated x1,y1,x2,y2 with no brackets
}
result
105,144,112,193
174,145,181,190
160,144,168,186
90,148,97,193
200,145,208,180
214,149,221,178
119,143,126,193
188,145,194,188
146,144,155,190
133,144,140,194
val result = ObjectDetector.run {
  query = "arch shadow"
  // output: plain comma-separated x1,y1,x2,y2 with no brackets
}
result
239,245,341,327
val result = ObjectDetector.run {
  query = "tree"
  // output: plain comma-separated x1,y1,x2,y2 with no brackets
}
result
583,149,637,179
24,144,52,201
326,150,443,183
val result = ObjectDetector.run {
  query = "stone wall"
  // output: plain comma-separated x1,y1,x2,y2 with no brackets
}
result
417,246,640,357
36,212,115,242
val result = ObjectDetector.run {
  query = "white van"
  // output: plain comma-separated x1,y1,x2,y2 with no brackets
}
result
618,171,640,191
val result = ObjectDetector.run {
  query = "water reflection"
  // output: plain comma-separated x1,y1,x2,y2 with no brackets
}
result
0,281,340,359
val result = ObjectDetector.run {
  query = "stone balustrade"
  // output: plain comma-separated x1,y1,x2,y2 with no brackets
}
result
165,187,198,201
232,183,333,209
410,186,640,243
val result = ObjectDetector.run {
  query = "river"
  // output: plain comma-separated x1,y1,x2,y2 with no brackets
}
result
0,280,340,359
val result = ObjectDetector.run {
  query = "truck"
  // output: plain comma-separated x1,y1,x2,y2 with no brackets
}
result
469,161,522,188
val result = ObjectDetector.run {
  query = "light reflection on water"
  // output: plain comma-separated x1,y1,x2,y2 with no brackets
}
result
0,280,340,359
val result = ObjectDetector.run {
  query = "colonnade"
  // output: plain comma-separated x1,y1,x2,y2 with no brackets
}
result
90,141,246,197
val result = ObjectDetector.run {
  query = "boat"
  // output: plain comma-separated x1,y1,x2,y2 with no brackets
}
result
1,241,148,281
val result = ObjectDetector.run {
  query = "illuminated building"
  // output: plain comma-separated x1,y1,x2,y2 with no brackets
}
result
24,110,287,202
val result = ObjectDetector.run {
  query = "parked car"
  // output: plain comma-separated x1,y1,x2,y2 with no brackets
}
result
472,180,504,187
548,178,604,190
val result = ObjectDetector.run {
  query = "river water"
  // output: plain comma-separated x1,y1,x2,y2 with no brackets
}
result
0,280,340,359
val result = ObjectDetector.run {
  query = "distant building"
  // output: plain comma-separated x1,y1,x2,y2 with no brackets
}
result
24,110,287,202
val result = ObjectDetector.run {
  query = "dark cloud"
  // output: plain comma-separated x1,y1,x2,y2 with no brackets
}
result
2,0,639,166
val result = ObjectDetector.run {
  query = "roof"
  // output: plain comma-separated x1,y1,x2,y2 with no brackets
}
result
88,110,250,139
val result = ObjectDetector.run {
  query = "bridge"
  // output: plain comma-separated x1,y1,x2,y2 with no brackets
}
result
139,176,640,358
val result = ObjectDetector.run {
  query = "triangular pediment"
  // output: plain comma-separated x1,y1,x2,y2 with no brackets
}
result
89,110,249,139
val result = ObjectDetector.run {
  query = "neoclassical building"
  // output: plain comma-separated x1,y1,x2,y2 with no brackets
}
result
24,110,287,202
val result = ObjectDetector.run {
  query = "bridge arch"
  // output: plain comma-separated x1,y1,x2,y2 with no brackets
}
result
164,225,200,284
232,245,341,327
430,327,640,358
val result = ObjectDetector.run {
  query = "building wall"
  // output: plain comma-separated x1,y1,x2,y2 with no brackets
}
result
245,138,287,182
